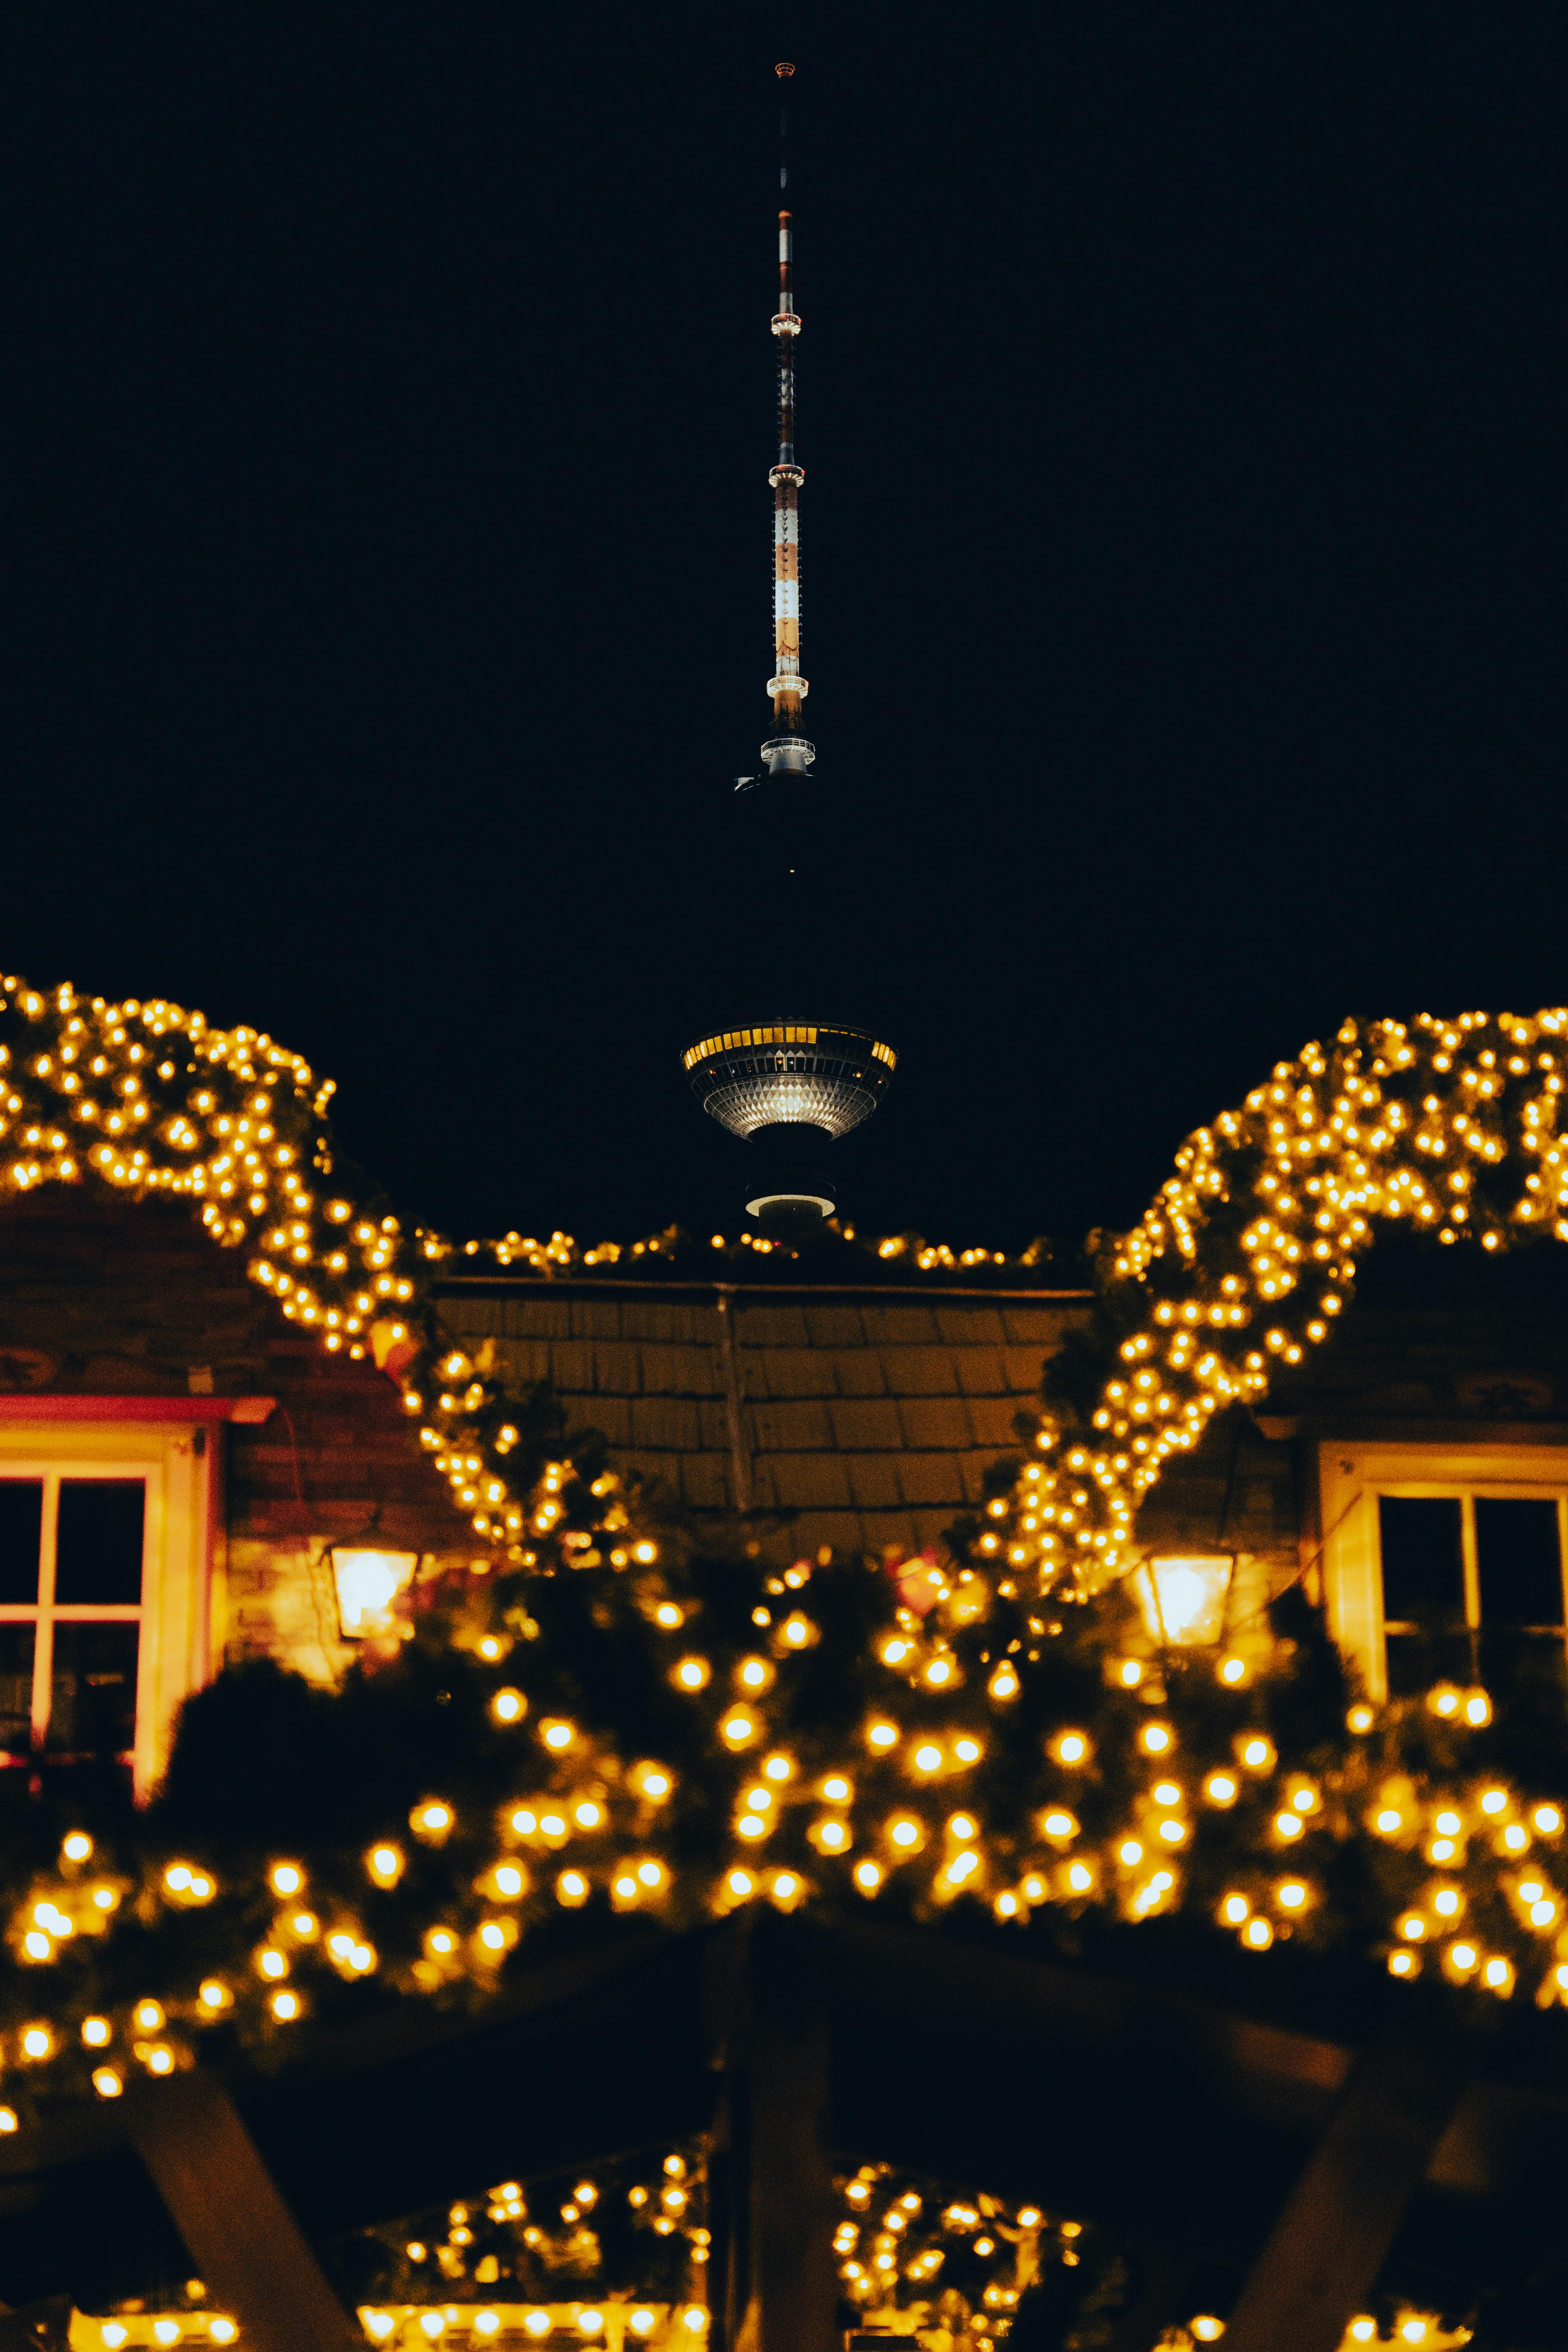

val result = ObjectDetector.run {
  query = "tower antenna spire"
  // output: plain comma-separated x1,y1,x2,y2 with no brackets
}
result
763,62,812,781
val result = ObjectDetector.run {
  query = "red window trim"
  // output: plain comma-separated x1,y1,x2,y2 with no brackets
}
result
0,1395,275,1424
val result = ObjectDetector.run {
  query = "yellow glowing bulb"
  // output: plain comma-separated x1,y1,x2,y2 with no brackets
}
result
541,1722,574,1752
913,1743,943,1771
492,1688,525,1723
721,1712,756,1746
1240,1737,1273,1771
889,1818,922,1850
854,1861,883,1893
82,2016,111,2046
1533,1804,1563,1834
726,1870,755,1900
368,1845,403,1885
1479,1787,1508,1816
821,1774,852,1801
674,1657,710,1691
92,2067,122,2100
868,1721,898,1751
61,1832,92,1862
1054,1732,1088,1765
1221,1893,1249,1925
269,1862,303,1897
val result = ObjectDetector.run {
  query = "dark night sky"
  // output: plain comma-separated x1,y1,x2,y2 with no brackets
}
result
2,8,1564,1253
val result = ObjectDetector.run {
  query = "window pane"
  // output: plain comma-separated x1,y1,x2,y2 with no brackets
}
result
1378,1497,1465,1621
0,1482,42,1605
55,1481,144,1605
0,1624,34,1753
46,1623,138,1758
1379,1496,1468,1694
1475,1499,1564,1628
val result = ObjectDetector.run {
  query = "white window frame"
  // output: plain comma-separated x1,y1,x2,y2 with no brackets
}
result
0,1410,230,1797
1319,1440,1568,1702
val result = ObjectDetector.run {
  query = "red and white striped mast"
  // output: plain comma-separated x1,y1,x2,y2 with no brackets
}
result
760,62,813,783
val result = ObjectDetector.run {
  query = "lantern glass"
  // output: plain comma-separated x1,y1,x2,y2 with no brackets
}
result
1133,1555,1234,1648
331,1548,419,1639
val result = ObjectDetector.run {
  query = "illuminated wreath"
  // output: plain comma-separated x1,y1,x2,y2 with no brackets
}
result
0,974,1565,2122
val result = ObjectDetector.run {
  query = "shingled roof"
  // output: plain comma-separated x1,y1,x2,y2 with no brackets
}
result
433,1276,1092,1559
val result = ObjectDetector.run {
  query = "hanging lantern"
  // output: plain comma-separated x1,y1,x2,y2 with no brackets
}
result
1131,1555,1235,1648
330,1548,419,1640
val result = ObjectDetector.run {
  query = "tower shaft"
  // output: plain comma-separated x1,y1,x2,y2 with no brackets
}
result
764,73,812,777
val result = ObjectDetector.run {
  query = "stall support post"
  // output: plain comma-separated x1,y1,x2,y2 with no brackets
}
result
707,1919,839,2352
128,2068,362,2352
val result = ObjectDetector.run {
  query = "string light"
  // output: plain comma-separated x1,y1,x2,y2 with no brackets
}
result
0,970,1565,2109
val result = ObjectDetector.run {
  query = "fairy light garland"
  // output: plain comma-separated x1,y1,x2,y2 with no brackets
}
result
0,975,1564,2148
834,2163,1084,2347
987,1008,1568,1590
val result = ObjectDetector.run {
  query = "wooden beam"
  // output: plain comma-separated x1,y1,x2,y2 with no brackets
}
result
705,1920,839,2352
127,2069,362,2352
1219,2009,1488,2352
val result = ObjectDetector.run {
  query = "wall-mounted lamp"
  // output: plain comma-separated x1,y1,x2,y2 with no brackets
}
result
1131,1555,1235,1648
329,1548,419,1640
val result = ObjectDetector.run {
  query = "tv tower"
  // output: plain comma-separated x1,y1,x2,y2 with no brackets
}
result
680,64,896,1239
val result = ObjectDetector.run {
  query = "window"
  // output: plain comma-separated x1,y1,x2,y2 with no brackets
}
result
1320,1444,1568,1703
0,1415,222,1796
0,1473,147,1766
